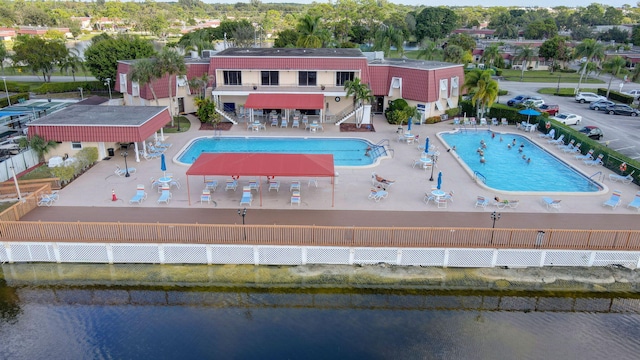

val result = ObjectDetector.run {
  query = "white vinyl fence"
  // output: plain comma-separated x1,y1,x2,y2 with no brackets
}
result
0,150,39,182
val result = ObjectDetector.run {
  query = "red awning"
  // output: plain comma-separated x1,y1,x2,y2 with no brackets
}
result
187,153,335,177
244,93,324,110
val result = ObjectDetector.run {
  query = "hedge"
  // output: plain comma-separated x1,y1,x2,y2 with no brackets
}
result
32,81,108,94
0,92,30,108
597,88,633,104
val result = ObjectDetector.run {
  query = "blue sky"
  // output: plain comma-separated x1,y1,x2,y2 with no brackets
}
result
202,0,627,7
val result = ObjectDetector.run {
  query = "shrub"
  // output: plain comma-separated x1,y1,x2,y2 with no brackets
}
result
425,116,441,124
33,81,107,94
76,147,98,170
384,99,410,125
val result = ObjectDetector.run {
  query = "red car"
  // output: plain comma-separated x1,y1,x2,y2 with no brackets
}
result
538,104,559,116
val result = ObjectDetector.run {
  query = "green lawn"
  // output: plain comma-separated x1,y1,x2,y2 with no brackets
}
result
19,165,53,180
163,116,191,133
500,69,603,83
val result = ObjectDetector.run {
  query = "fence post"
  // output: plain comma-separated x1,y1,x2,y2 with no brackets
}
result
301,247,307,265
206,245,213,265
253,246,260,266
158,244,165,264
491,250,498,267
539,250,546,267
396,249,402,265
106,244,114,264
443,249,449,268
348,248,355,265
588,252,596,267
53,243,61,263
4,243,13,263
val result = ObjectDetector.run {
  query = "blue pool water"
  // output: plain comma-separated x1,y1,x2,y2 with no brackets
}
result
440,130,601,192
177,137,380,166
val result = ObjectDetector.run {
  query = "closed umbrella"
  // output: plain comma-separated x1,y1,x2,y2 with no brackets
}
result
160,154,167,178
437,171,442,190
424,137,430,154
407,117,412,133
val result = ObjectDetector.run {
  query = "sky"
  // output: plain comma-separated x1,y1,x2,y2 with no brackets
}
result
200,0,630,7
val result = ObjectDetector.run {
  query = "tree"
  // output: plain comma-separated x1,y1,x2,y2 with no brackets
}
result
599,28,630,44
415,7,458,42
373,25,404,57
514,45,538,81
443,44,465,64
194,97,219,127
344,77,373,126
232,22,256,48
59,48,85,82
0,42,7,76
463,69,498,120
574,39,605,93
188,73,209,100
84,34,156,83
11,35,67,82
602,55,627,97
447,33,475,52
415,40,442,61
539,36,570,72
480,44,502,67
157,47,186,124
296,14,323,48
129,58,161,107
27,135,59,163
274,29,299,48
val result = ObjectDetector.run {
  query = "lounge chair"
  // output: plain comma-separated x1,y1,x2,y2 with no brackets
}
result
290,180,301,192
491,118,498,126
575,149,594,161
547,134,565,145
115,164,137,176
268,180,280,192
627,191,640,211
280,118,288,127
292,116,300,128
479,118,487,126
475,196,489,208
205,179,218,191
610,170,635,185
157,187,172,204
368,189,388,202
140,150,162,160
154,141,172,148
129,185,147,204
557,139,575,150
225,179,238,191
453,117,460,125
240,186,253,206
371,172,395,189
493,199,520,209
291,191,301,206
603,190,622,209
538,129,555,139
37,193,57,206
200,189,211,204
542,197,561,210
501,118,508,126
148,144,166,153
584,154,604,166
248,179,259,192
270,116,279,127
563,142,581,154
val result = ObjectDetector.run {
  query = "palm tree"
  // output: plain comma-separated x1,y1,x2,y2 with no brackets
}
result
602,55,628,97
514,45,537,81
344,77,374,126
574,39,605,93
296,15,322,48
443,44,465,63
463,69,499,119
59,48,85,82
373,25,404,57
157,47,187,125
480,44,502,68
28,135,59,163
415,40,441,61
188,73,209,100
129,58,161,107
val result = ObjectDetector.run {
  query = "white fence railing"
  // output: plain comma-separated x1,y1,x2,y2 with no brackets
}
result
0,150,39,182
2,242,640,269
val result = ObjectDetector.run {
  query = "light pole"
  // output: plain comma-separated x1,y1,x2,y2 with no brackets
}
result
237,208,247,240
121,151,130,177
556,74,561,95
2,76,10,106
428,153,437,181
78,87,83,100
105,78,112,99
490,211,501,244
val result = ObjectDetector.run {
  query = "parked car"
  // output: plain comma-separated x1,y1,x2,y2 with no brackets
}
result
575,92,607,103
538,104,559,116
623,89,640,100
507,95,541,107
523,99,545,108
605,104,640,116
551,113,582,125
579,126,603,140
589,100,615,111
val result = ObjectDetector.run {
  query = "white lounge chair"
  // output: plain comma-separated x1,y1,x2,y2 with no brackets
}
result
37,193,57,206
290,180,301,192
609,170,635,184
584,154,604,166
115,164,137,176
225,179,238,191
542,197,561,210
603,190,622,209
547,134,565,145
475,196,489,208
368,189,388,202
575,149,594,161
627,191,640,211
557,139,575,150
563,142,581,154
538,129,555,139
268,180,280,192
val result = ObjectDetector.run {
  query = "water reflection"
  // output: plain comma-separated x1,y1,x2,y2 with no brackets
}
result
1,264,640,359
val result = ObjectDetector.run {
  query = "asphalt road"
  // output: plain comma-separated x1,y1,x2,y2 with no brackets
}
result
499,80,640,160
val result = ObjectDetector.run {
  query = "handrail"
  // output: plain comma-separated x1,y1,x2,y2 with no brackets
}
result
589,171,604,183
474,171,487,184
375,139,390,147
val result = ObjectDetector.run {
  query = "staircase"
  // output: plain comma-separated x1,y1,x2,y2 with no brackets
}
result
334,105,360,125
215,107,238,124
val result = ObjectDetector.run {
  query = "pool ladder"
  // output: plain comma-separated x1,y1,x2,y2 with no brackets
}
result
372,139,394,158
474,171,487,184
589,171,605,183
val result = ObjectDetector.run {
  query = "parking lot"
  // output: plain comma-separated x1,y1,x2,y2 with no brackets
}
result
499,81,640,160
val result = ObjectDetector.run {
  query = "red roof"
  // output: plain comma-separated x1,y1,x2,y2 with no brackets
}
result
187,153,335,177
244,93,324,110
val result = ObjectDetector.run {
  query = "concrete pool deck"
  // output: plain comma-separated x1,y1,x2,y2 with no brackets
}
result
20,114,640,230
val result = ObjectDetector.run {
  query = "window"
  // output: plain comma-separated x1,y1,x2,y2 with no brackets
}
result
439,79,448,98
223,71,242,85
119,73,127,93
71,142,82,150
336,72,355,86
261,71,279,86
451,77,459,97
131,81,140,97
299,71,317,86
434,101,444,111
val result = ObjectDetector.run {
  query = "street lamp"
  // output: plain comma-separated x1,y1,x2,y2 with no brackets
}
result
237,208,247,240
78,87,83,100
121,151,130,177
556,74,561,95
490,211,501,244
105,78,112,99
428,153,437,181
2,76,10,107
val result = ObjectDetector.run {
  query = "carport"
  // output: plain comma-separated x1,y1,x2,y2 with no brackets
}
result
186,153,335,206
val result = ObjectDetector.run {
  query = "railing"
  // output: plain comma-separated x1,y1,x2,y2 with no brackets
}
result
1,221,640,251
474,171,487,184
0,184,50,221
589,171,604,183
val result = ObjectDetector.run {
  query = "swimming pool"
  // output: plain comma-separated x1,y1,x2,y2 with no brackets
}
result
439,130,602,193
176,136,384,167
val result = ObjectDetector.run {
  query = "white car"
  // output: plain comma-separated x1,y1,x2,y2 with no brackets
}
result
575,92,606,103
551,113,582,125
523,99,544,107
623,89,640,100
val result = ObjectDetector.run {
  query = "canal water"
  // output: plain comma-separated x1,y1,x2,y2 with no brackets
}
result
1,264,640,359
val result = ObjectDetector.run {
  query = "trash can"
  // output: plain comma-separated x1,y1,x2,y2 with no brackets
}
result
107,148,115,157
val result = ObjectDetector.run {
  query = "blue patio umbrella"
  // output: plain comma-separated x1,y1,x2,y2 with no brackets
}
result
424,137,430,153
437,171,442,190
160,153,167,177
407,117,412,132
518,108,541,124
